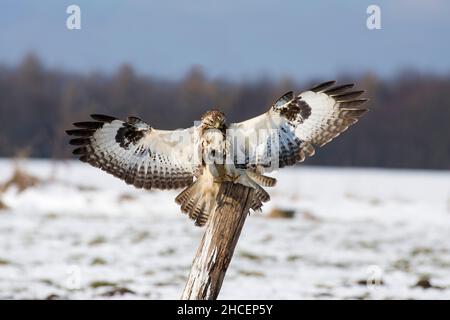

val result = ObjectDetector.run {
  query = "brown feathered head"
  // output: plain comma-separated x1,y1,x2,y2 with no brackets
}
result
200,110,227,130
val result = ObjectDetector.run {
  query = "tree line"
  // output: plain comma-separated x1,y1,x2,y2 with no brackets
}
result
0,54,449,169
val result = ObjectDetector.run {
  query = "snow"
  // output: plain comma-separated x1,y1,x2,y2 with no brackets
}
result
0,159,449,299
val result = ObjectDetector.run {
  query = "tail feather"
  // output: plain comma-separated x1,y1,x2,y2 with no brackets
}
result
241,172,271,212
176,172,272,225
248,172,277,187
249,182,270,213
175,186,192,205
250,198,263,212
194,202,209,226
254,184,270,203
185,198,199,219
175,175,217,227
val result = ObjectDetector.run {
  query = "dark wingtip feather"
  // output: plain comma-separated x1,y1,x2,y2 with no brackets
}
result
69,138,90,146
309,80,336,92
333,90,365,101
72,147,87,155
90,114,117,122
339,98,369,108
66,129,95,137
73,121,103,129
323,83,354,95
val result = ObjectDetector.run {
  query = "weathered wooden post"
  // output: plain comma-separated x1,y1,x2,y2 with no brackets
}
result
181,182,254,300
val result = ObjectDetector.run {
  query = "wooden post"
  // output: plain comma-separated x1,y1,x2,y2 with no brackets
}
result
181,182,254,300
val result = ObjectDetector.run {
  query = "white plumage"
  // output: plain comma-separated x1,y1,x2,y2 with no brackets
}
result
67,81,368,226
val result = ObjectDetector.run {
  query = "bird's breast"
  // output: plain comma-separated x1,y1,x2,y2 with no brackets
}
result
202,129,226,164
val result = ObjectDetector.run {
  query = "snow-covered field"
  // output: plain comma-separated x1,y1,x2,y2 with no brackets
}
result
0,159,449,299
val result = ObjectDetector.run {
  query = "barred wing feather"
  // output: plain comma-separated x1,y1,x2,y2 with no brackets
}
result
66,114,199,190
229,81,368,173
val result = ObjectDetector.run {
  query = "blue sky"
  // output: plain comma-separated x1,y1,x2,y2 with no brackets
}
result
1,0,450,80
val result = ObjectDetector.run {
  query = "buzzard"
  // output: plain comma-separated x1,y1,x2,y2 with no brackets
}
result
66,81,368,226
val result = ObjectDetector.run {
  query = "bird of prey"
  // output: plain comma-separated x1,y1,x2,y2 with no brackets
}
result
66,81,368,226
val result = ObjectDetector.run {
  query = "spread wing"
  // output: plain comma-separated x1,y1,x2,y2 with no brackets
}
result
228,81,369,173
66,115,200,189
